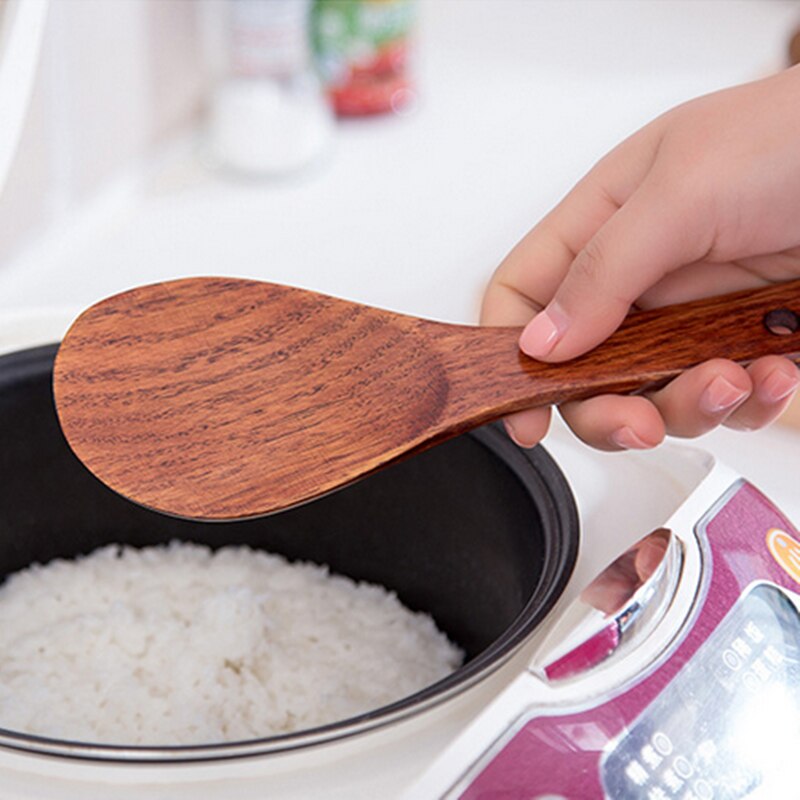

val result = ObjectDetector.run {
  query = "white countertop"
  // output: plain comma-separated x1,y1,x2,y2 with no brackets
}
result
1,0,799,523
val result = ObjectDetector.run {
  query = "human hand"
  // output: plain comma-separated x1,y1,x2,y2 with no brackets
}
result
483,65,800,450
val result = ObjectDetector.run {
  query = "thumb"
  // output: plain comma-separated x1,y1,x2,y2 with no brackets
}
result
519,182,708,362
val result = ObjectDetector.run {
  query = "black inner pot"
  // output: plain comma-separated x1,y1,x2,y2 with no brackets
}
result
0,344,578,761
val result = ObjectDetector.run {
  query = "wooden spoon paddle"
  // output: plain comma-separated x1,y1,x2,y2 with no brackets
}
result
53,277,800,520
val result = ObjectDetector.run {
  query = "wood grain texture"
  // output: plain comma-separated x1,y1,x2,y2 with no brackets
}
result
53,277,800,520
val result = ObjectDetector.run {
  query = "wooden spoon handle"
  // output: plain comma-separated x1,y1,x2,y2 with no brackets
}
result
439,280,800,426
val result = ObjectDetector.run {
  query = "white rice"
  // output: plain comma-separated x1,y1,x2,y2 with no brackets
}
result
0,542,463,745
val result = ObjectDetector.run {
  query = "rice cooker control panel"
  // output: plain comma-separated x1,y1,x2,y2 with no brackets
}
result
451,482,800,800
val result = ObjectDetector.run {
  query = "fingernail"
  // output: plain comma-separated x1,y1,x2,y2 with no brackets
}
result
503,418,523,446
757,367,799,404
519,303,569,359
700,375,749,415
609,426,653,450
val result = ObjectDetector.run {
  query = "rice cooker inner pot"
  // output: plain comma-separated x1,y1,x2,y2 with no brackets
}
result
0,345,578,761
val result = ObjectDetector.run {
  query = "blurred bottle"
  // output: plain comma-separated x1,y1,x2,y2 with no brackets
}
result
311,0,416,117
209,0,333,176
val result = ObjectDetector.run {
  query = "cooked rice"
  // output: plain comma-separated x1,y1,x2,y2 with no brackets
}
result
0,542,463,745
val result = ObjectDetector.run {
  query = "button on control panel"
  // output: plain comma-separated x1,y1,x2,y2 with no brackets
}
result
601,583,800,799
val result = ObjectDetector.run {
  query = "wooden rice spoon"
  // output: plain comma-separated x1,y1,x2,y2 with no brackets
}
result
53,277,800,520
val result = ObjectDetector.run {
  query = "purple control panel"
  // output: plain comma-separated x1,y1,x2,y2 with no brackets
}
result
459,481,800,800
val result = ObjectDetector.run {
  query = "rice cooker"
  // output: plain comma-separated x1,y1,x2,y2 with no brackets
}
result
0,323,798,799
409,456,800,798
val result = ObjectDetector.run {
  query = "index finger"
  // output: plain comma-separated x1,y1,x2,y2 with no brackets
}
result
481,116,666,325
